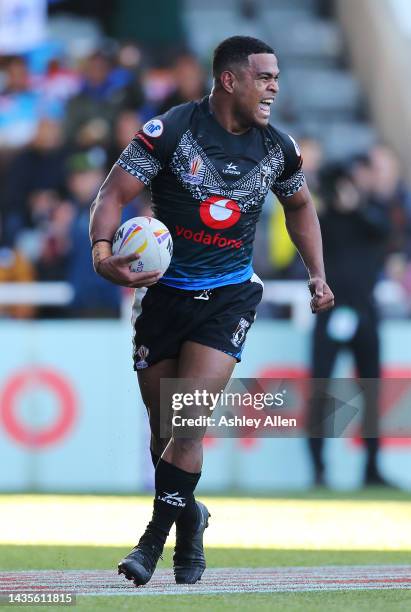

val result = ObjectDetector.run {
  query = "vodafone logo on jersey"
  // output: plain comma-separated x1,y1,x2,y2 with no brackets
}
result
200,196,241,229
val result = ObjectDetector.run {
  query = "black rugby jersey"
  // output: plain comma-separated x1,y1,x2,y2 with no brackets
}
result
117,96,305,289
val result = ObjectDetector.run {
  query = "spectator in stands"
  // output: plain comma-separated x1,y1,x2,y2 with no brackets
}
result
35,197,74,283
65,151,121,317
40,56,81,107
64,49,145,148
299,137,324,211
13,189,65,266
106,108,142,169
157,52,207,114
264,137,324,281
0,214,36,319
4,118,68,240
0,56,41,149
368,145,411,259
307,159,392,487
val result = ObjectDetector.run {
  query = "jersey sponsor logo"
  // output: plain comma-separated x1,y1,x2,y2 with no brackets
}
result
142,119,164,138
231,317,250,348
223,162,241,176
200,196,241,229
182,155,204,185
175,225,243,249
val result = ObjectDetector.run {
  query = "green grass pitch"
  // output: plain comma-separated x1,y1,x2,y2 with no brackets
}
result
1,489,410,611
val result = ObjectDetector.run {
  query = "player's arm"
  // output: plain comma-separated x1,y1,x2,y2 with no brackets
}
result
278,182,334,314
90,164,161,288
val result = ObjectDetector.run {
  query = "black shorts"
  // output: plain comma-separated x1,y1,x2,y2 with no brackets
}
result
132,275,264,369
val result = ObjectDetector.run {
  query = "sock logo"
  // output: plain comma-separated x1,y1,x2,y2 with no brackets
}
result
157,491,186,507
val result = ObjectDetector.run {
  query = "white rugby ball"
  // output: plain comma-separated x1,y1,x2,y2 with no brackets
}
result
112,216,173,274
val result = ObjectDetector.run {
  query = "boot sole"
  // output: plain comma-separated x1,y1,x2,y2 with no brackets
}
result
118,560,151,587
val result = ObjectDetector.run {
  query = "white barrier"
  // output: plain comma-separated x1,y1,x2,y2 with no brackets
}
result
0,282,74,306
0,279,409,327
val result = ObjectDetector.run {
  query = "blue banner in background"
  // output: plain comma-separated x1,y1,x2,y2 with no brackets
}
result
1,320,411,492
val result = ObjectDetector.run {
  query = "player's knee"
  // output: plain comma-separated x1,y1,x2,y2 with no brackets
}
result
150,435,168,456
171,437,202,456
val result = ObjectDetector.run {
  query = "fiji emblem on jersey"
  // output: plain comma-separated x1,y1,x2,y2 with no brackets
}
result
182,155,204,185
135,345,149,369
231,317,250,348
260,164,273,193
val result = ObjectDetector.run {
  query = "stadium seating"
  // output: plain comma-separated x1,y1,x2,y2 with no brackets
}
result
183,0,377,162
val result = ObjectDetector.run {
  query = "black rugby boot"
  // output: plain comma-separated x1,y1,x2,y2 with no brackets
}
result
173,501,210,584
118,532,163,587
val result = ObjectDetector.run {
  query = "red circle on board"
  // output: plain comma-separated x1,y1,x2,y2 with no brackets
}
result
0,368,77,447
200,196,241,229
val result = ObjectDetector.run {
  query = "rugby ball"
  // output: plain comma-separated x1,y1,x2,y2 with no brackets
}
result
112,216,173,274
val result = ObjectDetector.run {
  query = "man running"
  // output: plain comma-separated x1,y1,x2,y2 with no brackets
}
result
90,36,334,586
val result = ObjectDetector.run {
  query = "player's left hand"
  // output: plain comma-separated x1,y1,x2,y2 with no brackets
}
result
308,277,335,314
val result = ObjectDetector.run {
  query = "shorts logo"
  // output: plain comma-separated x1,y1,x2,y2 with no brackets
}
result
135,345,149,369
231,317,250,348
143,119,164,138
182,155,203,185
200,196,241,229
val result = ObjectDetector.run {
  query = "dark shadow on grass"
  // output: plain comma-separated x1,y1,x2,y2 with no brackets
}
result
1,545,411,571
0,487,410,502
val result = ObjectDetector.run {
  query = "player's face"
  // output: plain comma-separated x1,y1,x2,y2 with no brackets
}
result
233,53,279,128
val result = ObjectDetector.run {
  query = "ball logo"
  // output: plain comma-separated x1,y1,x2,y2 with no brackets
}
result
200,196,241,229
143,119,164,138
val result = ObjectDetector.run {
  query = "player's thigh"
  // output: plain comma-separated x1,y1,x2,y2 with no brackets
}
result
137,358,178,434
178,340,236,381
174,341,236,425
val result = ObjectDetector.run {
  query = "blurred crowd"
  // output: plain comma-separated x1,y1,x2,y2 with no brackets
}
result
1,14,411,320
258,138,411,319
0,35,207,318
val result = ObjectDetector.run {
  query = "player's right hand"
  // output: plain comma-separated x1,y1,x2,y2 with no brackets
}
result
96,252,162,288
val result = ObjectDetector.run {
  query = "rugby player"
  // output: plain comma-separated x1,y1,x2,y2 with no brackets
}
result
90,36,334,586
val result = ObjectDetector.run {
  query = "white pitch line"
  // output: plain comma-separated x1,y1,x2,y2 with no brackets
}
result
1,566,411,596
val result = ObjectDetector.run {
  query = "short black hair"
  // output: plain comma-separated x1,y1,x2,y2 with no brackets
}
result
212,36,275,80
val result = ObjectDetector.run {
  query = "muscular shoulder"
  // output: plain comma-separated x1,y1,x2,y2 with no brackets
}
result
116,101,199,184
160,100,198,126
265,124,303,170
140,101,197,142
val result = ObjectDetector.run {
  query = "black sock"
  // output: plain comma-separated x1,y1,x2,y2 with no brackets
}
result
150,449,199,532
145,459,201,548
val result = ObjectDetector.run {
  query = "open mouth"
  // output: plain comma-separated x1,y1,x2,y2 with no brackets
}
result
258,98,274,117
